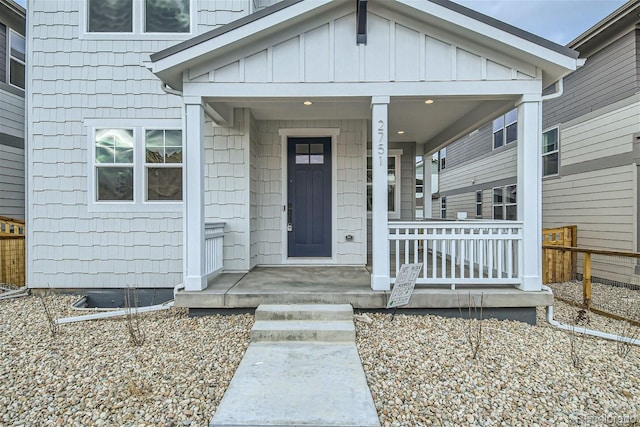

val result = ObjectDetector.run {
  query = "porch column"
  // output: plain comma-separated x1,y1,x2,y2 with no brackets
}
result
423,152,433,219
371,96,391,291
183,98,206,291
516,95,542,291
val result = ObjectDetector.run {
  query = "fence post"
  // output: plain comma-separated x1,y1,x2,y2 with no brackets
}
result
583,252,591,309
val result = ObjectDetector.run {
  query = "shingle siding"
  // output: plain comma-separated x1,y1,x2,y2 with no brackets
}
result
28,1,250,288
543,29,638,129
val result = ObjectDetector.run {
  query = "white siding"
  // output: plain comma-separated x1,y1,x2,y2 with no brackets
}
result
0,90,24,138
0,144,24,218
195,11,536,84
28,1,251,288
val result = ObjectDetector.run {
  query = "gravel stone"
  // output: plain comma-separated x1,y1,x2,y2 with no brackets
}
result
3,294,639,426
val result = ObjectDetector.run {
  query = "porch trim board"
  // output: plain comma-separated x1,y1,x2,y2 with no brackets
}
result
279,128,340,265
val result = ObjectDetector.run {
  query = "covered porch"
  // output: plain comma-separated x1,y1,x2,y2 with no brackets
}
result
148,0,581,298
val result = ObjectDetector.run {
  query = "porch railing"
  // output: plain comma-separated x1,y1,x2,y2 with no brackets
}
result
205,222,224,277
388,221,523,287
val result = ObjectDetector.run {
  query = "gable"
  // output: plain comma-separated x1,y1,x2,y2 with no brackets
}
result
186,10,538,85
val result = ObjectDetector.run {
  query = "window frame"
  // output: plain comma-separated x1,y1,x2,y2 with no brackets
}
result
493,109,518,150
87,119,183,213
81,0,195,40
440,196,446,219
366,149,403,220
542,126,560,178
475,190,482,218
492,185,517,220
439,147,446,170
8,29,25,90
144,129,184,202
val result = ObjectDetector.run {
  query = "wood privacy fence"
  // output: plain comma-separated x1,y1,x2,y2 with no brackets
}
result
0,216,26,286
542,225,577,284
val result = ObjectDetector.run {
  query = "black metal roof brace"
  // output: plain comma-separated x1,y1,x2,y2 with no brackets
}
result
356,0,367,45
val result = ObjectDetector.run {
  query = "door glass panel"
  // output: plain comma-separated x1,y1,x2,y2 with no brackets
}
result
310,144,324,154
296,155,309,164
296,144,309,154
309,155,324,164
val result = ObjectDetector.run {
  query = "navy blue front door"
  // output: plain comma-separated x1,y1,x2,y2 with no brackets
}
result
287,137,332,257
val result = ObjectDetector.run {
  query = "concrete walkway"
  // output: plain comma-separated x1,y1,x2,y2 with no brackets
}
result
210,305,380,427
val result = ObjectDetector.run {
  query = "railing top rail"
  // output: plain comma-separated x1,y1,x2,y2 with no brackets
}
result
542,245,640,258
389,220,523,228
205,222,225,230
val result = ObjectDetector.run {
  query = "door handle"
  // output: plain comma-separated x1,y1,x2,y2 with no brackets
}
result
287,203,293,231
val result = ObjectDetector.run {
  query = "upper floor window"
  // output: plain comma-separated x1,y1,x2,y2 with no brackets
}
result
542,127,559,177
9,30,25,89
493,109,517,150
439,147,446,170
87,0,190,33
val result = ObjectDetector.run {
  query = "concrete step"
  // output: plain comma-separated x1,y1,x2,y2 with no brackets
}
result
251,320,356,342
254,303,353,321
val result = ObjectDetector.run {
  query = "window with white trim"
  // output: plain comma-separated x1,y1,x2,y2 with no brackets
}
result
492,185,517,220
8,30,25,89
89,122,182,211
439,147,446,170
440,196,447,219
493,109,517,149
87,0,190,33
543,127,559,177
367,150,402,219
475,190,482,218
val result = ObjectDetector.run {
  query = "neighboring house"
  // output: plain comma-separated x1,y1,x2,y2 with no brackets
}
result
0,0,25,219
26,0,580,300
435,0,640,285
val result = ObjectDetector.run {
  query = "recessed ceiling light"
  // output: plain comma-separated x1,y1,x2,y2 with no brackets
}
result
303,101,313,106
397,130,405,135
425,99,434,104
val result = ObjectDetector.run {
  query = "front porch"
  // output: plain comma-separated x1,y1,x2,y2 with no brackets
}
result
175,266,553,311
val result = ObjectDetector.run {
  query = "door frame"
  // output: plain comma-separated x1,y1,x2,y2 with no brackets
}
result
279,128,339,264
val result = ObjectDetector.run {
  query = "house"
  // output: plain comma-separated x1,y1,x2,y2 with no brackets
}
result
435,0,640,286
0,0,25,219
26,0,581,310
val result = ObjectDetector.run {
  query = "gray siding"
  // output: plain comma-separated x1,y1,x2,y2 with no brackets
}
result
0,23,5,83
0,144,24,218
0,90,24,140
444,123,493,170
543,30,639,129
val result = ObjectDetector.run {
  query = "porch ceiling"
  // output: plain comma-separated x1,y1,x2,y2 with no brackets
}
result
206,95,516,152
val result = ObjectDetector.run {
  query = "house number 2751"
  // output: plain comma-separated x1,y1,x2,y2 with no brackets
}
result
377,120,385,165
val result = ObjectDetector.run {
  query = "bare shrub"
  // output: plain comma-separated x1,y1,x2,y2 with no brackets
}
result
458,293,484,360
616,300,639,359
39,289,60,337
124,286,145,347
568,309,590,369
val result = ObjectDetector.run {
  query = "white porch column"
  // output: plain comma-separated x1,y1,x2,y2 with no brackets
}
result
371,96,391,291
183,98,207,291
423,153,433,219
516,95,542,291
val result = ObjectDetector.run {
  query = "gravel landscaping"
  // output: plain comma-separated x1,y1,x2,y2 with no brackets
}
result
2,293,639,427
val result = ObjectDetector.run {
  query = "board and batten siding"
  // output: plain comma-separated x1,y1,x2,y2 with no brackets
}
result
254,119,367,266
188,9,537,85
543,29,638,129
0,144,24,218
28,1,252,288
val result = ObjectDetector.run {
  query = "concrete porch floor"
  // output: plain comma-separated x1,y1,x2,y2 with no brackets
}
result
175,266,553,311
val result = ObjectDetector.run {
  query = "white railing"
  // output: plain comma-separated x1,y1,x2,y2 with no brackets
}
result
388,221,523,287
205,222,224,277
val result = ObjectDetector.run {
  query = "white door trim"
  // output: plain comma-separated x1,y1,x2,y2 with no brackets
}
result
279,128,340,265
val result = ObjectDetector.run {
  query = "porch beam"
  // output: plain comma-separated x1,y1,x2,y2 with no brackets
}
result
371,96,391,291
183,80,543,98
516,95,542,291
183,99,207,291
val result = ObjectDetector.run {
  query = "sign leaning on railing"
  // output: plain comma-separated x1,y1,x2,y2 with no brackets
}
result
387,263,423,309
